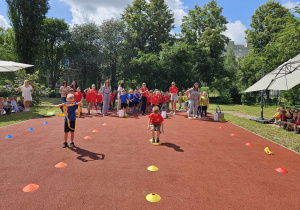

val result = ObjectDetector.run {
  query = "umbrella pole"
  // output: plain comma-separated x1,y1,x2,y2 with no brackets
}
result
260,91,264,120
260,67,266,120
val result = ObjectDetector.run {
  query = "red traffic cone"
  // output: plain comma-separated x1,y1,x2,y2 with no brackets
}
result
219,126,224,129
231,133,237,137
245,142,253,146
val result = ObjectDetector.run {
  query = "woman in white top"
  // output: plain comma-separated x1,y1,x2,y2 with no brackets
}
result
117,82,124,113
186,83,200,119
17,80,34,111
59,81,70,111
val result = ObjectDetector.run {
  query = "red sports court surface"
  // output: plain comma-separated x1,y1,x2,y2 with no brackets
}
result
1,111,300,209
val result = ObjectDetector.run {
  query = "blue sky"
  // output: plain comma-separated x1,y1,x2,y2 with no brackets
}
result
0,0,299,44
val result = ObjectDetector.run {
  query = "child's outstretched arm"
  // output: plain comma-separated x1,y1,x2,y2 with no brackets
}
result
148,119,151,130
57,103,65,108
77,102,83,106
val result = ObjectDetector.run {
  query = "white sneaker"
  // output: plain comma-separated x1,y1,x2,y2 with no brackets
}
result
193,117,197,119
169,111,173,114
173,112,176,115
188,117,192,119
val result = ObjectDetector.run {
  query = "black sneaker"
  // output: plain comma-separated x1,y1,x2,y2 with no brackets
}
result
151,138,155,144
70,142,75,147
63,142,68,148
156,138,160,143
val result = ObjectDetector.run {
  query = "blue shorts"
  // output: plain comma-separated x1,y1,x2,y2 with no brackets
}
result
185,102,189,107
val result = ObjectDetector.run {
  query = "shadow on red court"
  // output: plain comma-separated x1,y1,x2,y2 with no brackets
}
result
161,143,184,152
67,146,105,162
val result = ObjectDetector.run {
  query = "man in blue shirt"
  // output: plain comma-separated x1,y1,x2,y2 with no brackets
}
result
58,94,83,148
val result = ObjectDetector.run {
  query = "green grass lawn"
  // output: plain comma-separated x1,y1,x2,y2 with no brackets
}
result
0,97,61,128
207,104,300,153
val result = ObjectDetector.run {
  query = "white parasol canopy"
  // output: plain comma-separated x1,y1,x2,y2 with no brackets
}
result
244,54,300,92
0,60,34,72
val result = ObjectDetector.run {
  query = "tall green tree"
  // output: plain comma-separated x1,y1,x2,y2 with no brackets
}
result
180,0,228,86
122,0,174,54
67,23,102,89
245,1,291,52
147,0,175,53
6,0,49,72
100,18,126,88
181,0,228,59
0,27,17,61
122,0,149,52
39,18,70,90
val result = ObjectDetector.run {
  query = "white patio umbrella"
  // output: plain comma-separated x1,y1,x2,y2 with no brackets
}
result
244,54,300,92
244,54,300,122
0,60,34,72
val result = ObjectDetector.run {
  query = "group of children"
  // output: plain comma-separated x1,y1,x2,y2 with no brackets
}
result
0,96,25,115
58,92,165,147
82,85,116,115
273,106,300,133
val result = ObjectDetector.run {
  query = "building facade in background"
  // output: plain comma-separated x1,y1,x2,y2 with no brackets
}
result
225,41,251,59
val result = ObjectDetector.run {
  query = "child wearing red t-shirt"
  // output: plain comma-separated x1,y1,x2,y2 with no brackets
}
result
151,92,159,108
165,92,170,111
162,92,167,111
84,88,92,115
109,91,116,110
90,84,98,114
147,91,153,113
97,90,103,113
148,106,164,144
74,87,84,115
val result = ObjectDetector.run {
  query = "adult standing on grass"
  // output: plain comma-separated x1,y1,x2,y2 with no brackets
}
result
117,81,124,113
17,80,34,111
59,81,70,111
169,82,178,115
102,80,112,116
186,83,200,119
140,83,148,115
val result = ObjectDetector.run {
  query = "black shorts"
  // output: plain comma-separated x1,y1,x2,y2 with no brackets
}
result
121,103,128,109
134,101,139,106
129,101,134,107
65,121,75,133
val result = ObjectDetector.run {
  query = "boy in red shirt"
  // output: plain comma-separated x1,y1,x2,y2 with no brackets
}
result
109,91,116,110
147,91,153,113
74,87,84,115
97,90,103,114
84,88,92,115
90,84,98,114
148,106,164,144
151,92,159,108
165,92,170,111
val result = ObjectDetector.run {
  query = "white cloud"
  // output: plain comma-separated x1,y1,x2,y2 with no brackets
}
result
281,0,300,9
0,15,10,28
165,0,188,27
60,0,187,27
223,20,247,45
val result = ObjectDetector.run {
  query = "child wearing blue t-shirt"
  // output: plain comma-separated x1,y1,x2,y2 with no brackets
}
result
119,89,129,115
128,89,134,114
133,89,140,113
58,94,83,148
